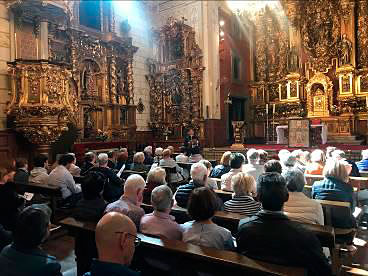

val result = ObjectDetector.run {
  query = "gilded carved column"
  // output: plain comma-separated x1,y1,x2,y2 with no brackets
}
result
127,57,134,104
110,53,117,104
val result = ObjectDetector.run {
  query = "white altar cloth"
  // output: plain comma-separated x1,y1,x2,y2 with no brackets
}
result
276,124,327,145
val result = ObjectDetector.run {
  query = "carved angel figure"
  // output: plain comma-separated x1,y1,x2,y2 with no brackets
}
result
338,34,352,66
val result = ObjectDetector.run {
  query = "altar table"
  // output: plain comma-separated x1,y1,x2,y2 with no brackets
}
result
276,124,327,145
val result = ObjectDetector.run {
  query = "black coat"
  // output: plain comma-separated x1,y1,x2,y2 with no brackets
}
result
89,167,123,203
237,211,332,276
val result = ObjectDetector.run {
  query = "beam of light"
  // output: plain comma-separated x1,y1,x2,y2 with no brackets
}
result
227,1,281,13
112,1,147,29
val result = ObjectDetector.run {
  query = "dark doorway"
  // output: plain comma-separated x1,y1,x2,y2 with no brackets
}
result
228,97,245,144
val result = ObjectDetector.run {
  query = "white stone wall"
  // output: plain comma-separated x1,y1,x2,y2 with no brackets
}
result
0,2,10,130
115,2,154,131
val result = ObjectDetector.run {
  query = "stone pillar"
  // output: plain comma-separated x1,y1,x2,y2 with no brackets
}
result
40,20,48,60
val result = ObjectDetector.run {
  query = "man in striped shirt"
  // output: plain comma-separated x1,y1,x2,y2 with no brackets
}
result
224,172,261,216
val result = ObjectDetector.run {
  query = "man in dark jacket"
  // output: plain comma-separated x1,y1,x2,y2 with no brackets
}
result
0,205,62,276
91,153,123,203
81,152,96,176
237,172,331,276
14,158,29,185
175,163,222,209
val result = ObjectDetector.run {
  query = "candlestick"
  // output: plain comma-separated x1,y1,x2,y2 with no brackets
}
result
266,103,268,114
14,32,17,59
273,103,276,114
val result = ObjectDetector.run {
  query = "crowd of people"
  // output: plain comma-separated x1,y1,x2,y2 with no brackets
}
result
0,144,367,275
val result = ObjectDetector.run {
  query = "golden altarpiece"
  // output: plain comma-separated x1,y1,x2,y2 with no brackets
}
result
248,0,368,144
5,0,137,156
146,17,205,143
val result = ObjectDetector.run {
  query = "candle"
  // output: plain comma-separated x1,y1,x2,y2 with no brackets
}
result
366,96,368,109
14,32,17,59
36,38,38,60
273,103,276,114
266,104,269,114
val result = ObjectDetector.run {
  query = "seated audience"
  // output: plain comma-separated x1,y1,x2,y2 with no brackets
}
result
237,172,331,275
143,146,154,166
14,158,29,185
0,224,11,252
48,154,82,204
29,154,49,184
176,146,189,163
167,146,175,156
326,146,337,160
282,169,324,225
0,205,62,276
257,149,268,165
210,151,231,178
68,153,81,177
291,150,306,173
130,152,149,172
80,152,96,176
279,151,296,174
107,151,117,169
188,146,203,163
90,153,123,203
115,151,128,171
331,149,360,177
181,187,235,250
302,151,311,167
264,160,282,174
221,153,245,191
153,147,163,163
140,185,182,240
159,149,184,183
305,149,326,175
73,171,107,222
356,149,368,171
199,159,218,189
105,174,145,229
0,164,24,231
312,159,357,250
223,172,261,216
243,149,264,182
278,149,290,165
84,212,139,276
143,167,166,204
175,163,207,208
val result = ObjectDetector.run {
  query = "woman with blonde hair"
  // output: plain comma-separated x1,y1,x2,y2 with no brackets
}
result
312,159,356,251
305,149,326,175
210,151,232,178
223,172,261,216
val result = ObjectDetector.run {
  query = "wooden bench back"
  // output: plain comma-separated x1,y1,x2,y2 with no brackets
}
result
140,203,335,249
60,217,306,276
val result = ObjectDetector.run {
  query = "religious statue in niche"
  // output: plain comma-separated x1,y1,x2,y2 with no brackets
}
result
82,61,99,98
117,69,126,100
313,88,325,112
83,112,93,138
288,46,299,72
290,82,298,98
338,34,352,66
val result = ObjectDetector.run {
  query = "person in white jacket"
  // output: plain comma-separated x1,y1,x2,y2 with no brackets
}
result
29,154,49,184
282,168,324,225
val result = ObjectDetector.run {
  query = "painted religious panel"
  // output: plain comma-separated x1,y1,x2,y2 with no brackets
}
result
279,83,287,101
288,119,310,148
339,74,352,95
289,82,298,99
358,74,368,94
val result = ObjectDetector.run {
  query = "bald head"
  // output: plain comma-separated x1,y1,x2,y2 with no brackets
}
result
96,212,137,265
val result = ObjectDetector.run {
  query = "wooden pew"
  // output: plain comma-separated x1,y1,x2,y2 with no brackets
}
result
305,174,368,191
120,170,147,180
60,217,306,276
15,182,61,222
214,189,233,202
140,203,335,250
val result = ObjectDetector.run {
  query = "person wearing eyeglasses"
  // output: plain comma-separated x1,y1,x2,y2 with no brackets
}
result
84,212,140,276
